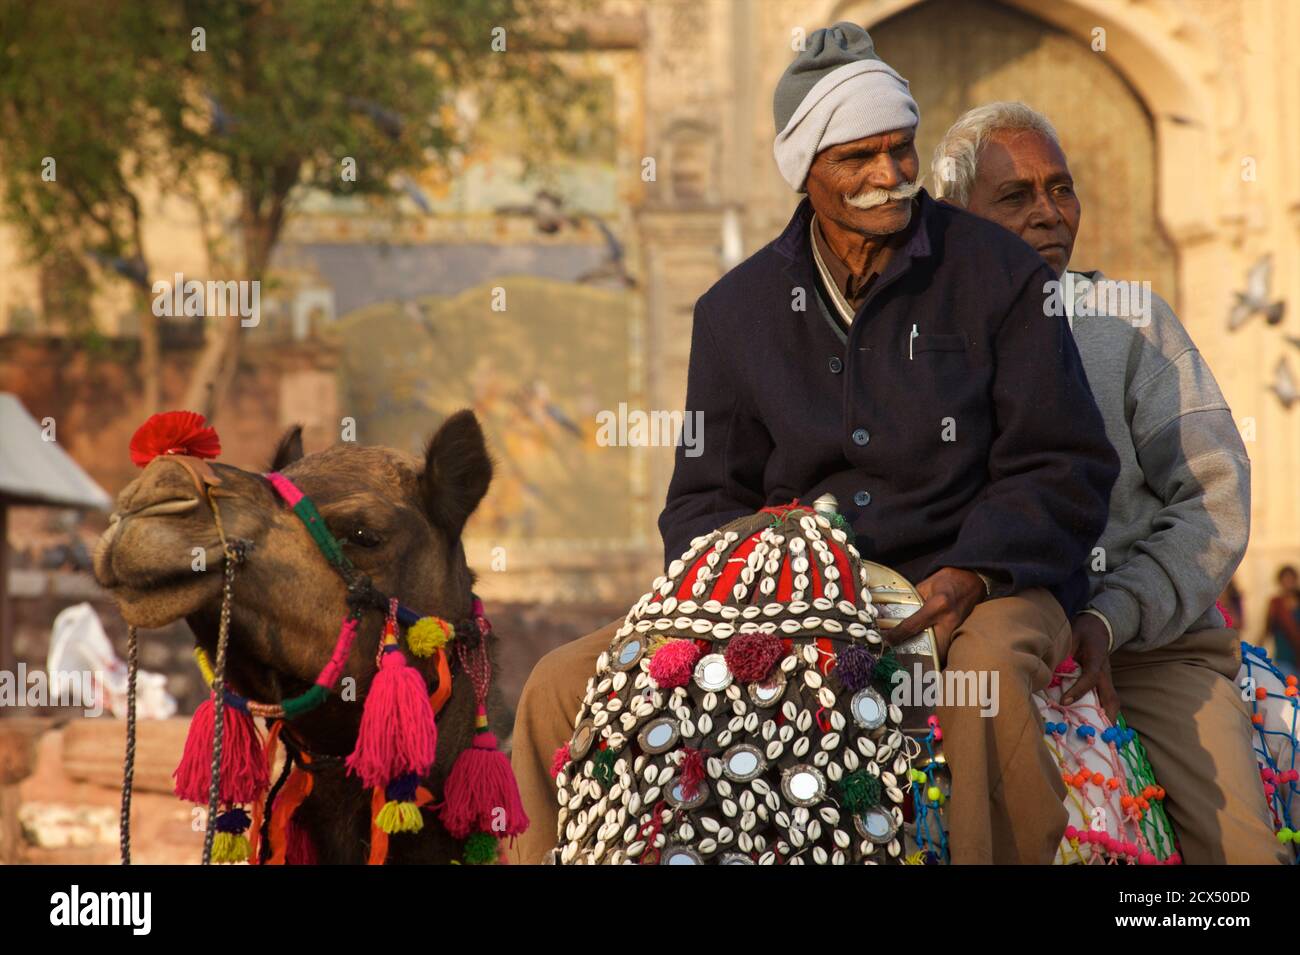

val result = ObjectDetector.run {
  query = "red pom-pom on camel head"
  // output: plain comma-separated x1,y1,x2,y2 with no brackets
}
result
129,410,222,467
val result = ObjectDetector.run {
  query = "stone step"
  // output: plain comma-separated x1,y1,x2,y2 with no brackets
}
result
62,718,191,794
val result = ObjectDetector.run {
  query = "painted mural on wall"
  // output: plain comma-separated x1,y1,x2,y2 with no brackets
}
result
330,277,644,553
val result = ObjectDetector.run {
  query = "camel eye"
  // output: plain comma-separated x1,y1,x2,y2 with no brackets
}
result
349,527,383,548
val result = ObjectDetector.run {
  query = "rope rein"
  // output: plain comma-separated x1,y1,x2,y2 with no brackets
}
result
119,625,139,865
201,547,238,864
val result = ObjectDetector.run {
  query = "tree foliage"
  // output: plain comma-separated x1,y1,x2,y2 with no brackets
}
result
0,0,595,417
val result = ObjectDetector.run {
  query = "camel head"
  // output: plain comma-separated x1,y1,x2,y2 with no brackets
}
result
93,410,493,756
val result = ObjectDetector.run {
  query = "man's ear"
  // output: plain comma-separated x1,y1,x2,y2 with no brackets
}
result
268,425,304,471
420,409,492,541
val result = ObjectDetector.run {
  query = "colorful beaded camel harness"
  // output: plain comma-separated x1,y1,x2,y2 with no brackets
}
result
117,411,527,865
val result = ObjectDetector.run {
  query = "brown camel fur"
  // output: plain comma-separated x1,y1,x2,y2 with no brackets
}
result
93,410,504,863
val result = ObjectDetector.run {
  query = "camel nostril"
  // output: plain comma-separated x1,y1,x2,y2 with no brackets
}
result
125,497,201,519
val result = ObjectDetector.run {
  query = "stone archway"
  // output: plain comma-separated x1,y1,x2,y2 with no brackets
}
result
818,0,1232,303
857,0,1178,299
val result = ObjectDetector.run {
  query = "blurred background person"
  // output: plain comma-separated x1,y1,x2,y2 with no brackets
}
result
1265,565,1300,675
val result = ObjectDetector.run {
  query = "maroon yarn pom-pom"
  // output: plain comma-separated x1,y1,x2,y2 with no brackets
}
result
723,632,784,684
833,644,876,692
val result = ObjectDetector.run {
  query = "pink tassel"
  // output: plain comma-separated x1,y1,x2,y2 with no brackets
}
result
173,695,268,804
345,648,438,788
549,743,571,779
285,817,317,865
440,705,529,839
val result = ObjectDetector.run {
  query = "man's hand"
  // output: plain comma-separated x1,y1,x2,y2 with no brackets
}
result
1061,612,1120,720
883,567,986,664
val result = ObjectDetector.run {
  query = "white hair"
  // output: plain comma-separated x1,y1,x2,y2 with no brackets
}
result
931,102,1061,206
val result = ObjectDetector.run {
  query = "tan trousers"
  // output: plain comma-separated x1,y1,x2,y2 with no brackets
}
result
509,617,622,865
1109,627,1288,864
932,587,1073,864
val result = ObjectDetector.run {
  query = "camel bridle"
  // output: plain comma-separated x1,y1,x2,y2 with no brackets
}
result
119,455,489,865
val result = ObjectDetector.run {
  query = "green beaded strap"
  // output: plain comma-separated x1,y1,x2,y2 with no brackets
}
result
291,495,351,571
1116,714,1178,860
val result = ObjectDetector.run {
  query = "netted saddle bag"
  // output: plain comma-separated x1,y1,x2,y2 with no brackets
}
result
551,501,918,864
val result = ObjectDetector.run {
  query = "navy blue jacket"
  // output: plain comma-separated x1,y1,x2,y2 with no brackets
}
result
658,190,1119,616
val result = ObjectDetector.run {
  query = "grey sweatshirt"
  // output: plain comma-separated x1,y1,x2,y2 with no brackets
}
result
1064,270,1249,652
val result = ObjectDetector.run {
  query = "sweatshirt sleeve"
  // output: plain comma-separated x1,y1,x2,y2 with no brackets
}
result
1087,297,1250,653
657,296,773,567
939,264,1119,611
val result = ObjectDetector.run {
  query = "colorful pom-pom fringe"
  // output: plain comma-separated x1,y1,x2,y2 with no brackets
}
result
407,616,451,658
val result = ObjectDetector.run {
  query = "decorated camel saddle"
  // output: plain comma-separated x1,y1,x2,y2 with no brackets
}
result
553,496,1180,865
1238,644,1300,861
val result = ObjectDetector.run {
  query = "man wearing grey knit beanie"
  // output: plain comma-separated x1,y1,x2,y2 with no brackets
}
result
771,22,923,298
509,23,1119,866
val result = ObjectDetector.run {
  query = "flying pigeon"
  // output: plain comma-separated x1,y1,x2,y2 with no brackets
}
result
206,93,239,137
87,251,150,291
347,97,404,141
395,174,432,213
495,190,635,287
1269,356,1298,410
1228,255,1285,330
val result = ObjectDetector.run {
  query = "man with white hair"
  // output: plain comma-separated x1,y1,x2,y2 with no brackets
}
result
510,24,1120,865
932,101,1287,863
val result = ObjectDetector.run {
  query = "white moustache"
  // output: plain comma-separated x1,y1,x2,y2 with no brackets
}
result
843,180,922,210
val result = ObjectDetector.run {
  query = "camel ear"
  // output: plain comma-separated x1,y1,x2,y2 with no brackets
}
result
420,410,492,541
268,425,304,471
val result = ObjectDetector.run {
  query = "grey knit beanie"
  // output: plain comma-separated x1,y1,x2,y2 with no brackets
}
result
772,22,920,192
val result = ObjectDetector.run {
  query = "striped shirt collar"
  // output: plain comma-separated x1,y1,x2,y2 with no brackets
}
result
810,215,855,328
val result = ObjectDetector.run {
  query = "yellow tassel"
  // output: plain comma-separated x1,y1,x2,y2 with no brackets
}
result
376,799,424,834
407,617,451,658
193,647,215,686
212,831,250,863
903,850,926,866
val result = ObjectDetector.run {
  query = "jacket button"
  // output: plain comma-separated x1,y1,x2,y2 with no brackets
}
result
854,491,872,507
828,356,843,374
851,428,870,446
